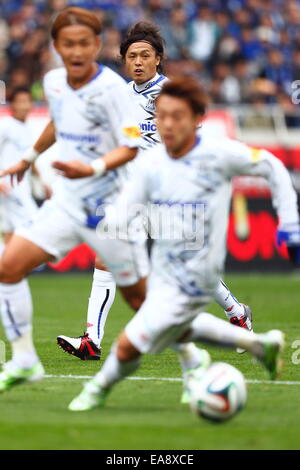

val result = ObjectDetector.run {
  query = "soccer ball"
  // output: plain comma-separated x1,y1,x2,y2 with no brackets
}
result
189,362,247,423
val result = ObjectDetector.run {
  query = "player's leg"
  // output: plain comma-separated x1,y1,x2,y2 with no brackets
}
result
122,280,212,388
56,232,150,360
214,279,253,353
0,189,43,377
69,330,142,411
118,277,147,310
57,256,116,360
0,234,53,391
91,236,209,374
214,279,252,327
119,279,210,382
179,312,283,379
69,281,284,412
68,278,210,411
0,199,85,391
86,258,116,349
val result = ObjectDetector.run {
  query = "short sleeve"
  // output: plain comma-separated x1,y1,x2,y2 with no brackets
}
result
105,81,142,149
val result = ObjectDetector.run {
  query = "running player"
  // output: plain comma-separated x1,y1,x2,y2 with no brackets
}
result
0,88,38,245
58,22,252,361
0,7,146,391
68,76,298,411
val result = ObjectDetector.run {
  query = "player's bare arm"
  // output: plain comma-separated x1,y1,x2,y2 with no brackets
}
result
52,145,138,179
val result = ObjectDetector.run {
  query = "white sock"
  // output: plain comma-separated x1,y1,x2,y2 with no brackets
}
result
86,269,116,347
93,346,140,389
184,312,263,357
12,330,39,369
171,343,203,371
214,280,245,319
0,279,39,368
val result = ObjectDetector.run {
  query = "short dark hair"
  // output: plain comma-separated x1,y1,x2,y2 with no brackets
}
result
9,87,32,103
51,7,102,40
120,22,165,74
157,76,208,116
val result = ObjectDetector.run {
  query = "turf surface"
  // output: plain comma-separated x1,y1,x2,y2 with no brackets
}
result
0,273,300,450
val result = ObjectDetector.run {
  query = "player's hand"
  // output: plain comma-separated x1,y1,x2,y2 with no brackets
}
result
0,159,31,186
277,223,300,264
52,160,94,179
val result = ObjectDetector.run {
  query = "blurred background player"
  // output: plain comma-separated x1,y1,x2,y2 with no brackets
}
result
0,7,144,392
0,88,38,246
58,21,253,361
68,76,296,412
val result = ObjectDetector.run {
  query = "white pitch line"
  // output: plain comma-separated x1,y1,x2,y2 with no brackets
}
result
44,374,300,385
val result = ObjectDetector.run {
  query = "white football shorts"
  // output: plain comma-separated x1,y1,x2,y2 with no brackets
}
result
16,198,149,286
1,194,38,233
125,273,212,354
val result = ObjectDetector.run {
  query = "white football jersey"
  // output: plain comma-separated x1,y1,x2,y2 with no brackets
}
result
127,73,168,150
43,65,141,226
0,116,34,199
114,136,299,297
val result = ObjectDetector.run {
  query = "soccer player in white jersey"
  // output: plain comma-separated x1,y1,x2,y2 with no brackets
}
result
0,88,38,244
0,7,148,391
69,76,300,411
54,20,212,383
58,22,252,361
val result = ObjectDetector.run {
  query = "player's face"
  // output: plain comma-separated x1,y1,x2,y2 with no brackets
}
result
54,25,100,84
125,42,160,85
156,95,202,157
11,92,32,121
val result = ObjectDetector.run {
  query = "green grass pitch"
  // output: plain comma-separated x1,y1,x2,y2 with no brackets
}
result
0,273,300,450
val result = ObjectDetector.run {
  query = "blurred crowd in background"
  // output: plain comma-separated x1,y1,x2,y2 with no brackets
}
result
0,0,300,123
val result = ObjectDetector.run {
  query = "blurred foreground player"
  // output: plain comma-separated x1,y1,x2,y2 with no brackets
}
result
59,22,253,361
0,7,143,391
69,76,299,411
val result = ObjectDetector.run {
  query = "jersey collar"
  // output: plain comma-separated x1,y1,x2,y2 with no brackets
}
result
67,63,103,91
133,73,165,94
165,135,202,160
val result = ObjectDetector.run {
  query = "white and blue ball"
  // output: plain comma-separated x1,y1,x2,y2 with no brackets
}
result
189,362,247,423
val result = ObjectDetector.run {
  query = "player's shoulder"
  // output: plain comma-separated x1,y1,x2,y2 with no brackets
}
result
0,115,17,132
198,134,243,154
197,134,252,168
96,65,127,89
43,67,66,85
43,67,67,94
157,74,169,88
0,116,13,126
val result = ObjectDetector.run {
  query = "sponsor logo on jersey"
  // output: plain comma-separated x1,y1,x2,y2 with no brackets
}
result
140,122,157,132
122,126,141,138
250,147,263,163
58,131,100,143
